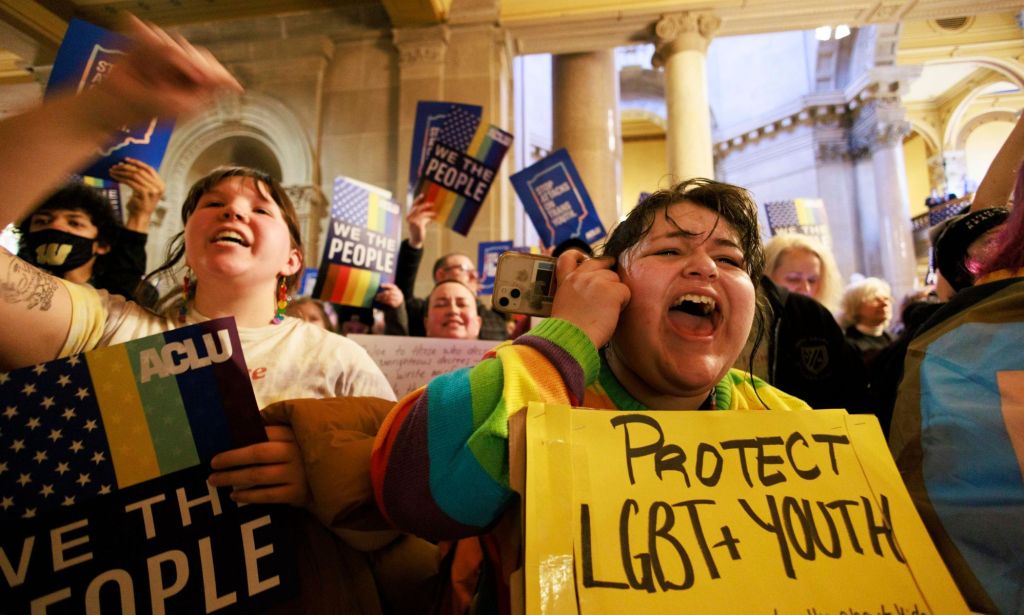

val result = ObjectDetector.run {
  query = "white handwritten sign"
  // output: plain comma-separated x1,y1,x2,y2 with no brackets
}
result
348,335,498,398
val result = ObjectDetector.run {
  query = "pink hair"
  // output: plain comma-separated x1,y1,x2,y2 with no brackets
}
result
975,161,1024,278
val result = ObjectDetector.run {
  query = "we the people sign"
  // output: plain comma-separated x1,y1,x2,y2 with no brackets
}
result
523,405,967,614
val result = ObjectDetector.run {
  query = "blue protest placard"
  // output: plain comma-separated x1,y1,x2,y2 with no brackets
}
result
46,19,175,181
0,319,297,613
76,175,123,222
510,149,606,249
313,177,402,308
416,106,513,235
408,101,482,199
299,267,319,297
478,240,513,296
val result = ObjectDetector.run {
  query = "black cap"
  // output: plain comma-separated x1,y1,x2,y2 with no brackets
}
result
934,207,1009,291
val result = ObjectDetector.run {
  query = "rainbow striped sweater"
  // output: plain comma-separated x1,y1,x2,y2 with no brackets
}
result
370,318,810,541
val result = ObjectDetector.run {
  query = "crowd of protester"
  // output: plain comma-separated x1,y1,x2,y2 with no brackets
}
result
0,16,1021,615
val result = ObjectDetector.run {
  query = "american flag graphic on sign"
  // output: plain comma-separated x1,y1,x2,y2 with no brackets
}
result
415,103,514,235
0,320,298,614
764,198,833,250
927,199,969,227
436,105,482,152
315,177,402,308
0,319,262,522
0,356,117,520
332,176,370,226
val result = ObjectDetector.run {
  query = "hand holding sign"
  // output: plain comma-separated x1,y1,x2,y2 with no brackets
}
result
209,425,310,507
406,194,437,249
110,157,165,231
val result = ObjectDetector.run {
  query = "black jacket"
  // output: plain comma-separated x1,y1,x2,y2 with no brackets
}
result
759,277,869,412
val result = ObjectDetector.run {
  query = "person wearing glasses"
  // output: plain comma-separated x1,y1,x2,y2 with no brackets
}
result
389,195,511,339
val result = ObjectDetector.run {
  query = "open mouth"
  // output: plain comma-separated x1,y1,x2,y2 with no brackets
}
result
668,293,719,337
212,230,250,247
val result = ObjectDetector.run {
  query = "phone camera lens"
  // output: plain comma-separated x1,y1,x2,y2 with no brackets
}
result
498,297,510,307
510,288,521,299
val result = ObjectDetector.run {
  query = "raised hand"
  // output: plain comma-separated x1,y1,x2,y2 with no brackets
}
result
89,15,243,131
550,251,631,349
375,282,404,308
0,13,242,230
406,194,437,249
110,157,166,232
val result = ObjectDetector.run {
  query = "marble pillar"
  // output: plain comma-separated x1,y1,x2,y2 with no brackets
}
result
653,12,720,181
393,24,450,201
552,50,622,231
866,104,918,301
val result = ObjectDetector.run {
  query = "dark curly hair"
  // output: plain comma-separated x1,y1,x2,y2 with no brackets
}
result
17,182,120,253
599,178,772,396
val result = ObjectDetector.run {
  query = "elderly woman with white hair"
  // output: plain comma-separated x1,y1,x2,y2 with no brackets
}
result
841,277,893,363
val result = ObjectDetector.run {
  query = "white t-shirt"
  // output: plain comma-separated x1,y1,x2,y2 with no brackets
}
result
60,281,396,409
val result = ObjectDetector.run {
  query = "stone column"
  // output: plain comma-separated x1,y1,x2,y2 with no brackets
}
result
855,98,918,301
392,25,450,201
814,130,862,281
653,12,720,181
552,50,622,232
872,122,918,301
285,185,328,268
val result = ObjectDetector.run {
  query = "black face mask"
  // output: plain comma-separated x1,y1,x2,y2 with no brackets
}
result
22,229,99,275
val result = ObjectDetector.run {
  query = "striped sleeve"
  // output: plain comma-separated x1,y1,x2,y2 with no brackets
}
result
370,318,599,540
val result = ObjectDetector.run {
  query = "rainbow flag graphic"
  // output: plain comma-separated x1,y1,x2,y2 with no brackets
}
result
764,197,833,249
313,177,402,308
75,174,123,221
416,105,513,235
0,318,264,521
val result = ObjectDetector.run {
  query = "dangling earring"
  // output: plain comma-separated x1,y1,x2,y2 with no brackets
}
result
272,278,288,324
179,268,196,324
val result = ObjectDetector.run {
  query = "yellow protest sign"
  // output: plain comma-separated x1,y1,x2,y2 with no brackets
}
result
524,404,968,615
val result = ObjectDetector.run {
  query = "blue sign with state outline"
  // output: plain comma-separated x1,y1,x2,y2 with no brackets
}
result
478,240,513,296
46,19,175,181
510,149,606,249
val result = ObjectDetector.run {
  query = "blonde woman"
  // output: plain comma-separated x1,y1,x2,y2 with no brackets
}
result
765,233,842,313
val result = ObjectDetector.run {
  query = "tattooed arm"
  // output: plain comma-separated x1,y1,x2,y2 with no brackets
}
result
0,250,74,370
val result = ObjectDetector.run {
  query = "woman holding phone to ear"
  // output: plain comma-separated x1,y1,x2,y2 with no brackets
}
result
368,179,811,610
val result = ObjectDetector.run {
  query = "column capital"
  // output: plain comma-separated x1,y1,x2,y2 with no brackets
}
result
851,98,911,154
652,12,720,65
392,24,450,71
